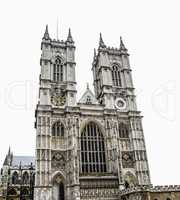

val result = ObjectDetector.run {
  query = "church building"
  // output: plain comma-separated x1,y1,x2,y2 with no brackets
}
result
0,25,180,200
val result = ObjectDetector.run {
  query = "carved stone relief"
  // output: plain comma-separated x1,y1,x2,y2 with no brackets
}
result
122,152,134,168
52,152,65,170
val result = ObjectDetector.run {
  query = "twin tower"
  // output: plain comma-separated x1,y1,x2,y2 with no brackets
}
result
34,25,151,200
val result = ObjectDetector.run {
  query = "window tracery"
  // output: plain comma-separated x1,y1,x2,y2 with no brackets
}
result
53,58,63,82
52,121,64,137
80,122,106,173
119,123,129,138
112,65,122,87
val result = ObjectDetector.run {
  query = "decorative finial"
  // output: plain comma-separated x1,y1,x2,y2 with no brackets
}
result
87,83,89,90
43,24,50,40
8,146,11,156
99,33,106,48
94,48,96,58
120,36,127,51
67,28,74,43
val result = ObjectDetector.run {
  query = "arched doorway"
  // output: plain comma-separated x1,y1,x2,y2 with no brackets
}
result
52,174,65,200
59,182,64,200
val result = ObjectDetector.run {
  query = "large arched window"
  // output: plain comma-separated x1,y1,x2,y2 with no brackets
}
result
12,171,19,184
119,123,129,138
22,171,29,185
112,65,122,87
53,58,63,82
52,121,64,137
80,122,106,173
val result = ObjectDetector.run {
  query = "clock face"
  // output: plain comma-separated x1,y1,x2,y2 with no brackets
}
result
51,93,66,106
115,98,126,110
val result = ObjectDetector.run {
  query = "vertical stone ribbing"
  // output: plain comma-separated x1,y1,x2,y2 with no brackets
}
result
130,117,151,185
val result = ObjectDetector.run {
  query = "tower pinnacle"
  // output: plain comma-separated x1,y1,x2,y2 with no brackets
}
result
120,36,127,51
99,33,106,48
66,28,74,43
8,146,11,156
43,25,50,40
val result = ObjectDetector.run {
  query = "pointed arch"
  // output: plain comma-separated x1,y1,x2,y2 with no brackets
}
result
52,171,66,183
124,171,137,187
22,171,29,184
111,64,122,87
52,171,65,200
53,57,64,82
80,119,105,137
52,121,65,137
80,121,106,173
12,171,19,184
119,123,129,138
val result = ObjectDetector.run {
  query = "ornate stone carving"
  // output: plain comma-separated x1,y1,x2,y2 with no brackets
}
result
52,152,65,170
80,188,119,198
124,171,138,187
122,152,134,168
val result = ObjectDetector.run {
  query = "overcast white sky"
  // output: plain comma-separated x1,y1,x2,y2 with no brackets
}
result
0,0,180,185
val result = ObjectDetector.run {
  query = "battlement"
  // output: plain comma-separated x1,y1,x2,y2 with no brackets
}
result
120,185,180,196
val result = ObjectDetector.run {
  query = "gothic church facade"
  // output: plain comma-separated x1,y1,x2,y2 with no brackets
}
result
1,26,180,200
34,26,151,200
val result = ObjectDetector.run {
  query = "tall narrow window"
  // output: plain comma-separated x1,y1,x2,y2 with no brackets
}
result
112,65,122,87
22,171,29,185
119,123,129,138
12,171,19,184
53,58,63,82
52,121,64,137
80,122,106,173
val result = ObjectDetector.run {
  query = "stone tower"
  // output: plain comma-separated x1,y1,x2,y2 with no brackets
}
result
34,27,151,200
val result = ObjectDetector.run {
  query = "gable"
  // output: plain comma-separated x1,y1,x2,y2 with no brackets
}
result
78,88,98,105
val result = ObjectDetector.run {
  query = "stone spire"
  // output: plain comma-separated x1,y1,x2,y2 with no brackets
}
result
43,25,50,40
3,147,12,166
120,36,127,52
99,33,106,48
66,28,74,43
3,156,8,166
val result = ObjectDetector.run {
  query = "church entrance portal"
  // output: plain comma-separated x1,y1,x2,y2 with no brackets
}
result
59,182,64,200
52,175,65,200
